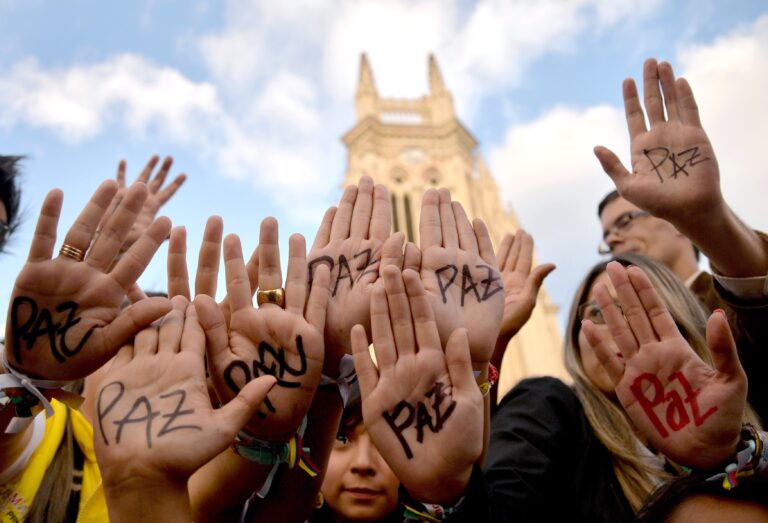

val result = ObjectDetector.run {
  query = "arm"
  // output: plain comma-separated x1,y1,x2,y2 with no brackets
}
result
594,58,768,278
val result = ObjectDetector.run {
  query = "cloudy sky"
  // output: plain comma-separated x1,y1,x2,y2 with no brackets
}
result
1,0,766,330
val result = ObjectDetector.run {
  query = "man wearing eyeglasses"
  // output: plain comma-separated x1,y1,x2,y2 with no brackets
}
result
593,58,768,421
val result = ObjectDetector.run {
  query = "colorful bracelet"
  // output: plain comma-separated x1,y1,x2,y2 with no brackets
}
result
400,486,465,522
232,417,319,497
476,363,499,397
702,424,768,490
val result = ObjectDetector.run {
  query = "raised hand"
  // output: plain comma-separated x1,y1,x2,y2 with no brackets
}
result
6,181,172,380
582,261,746,469
495,230,555,345
308,176,403,367
594,59,721,223
94,297,275,519
351,267,483,505
418,189,503,365
105,156,186,253
195,218,331,440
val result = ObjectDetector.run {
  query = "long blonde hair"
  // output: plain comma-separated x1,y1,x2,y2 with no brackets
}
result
563,253,758,512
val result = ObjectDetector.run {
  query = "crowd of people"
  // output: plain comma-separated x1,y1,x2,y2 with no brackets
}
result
1,58,766,522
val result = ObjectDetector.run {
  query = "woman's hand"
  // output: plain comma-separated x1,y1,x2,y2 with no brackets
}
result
582,261,746,469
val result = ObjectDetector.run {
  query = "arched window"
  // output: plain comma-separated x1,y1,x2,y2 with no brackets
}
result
391,193,400,233
403,194,415,242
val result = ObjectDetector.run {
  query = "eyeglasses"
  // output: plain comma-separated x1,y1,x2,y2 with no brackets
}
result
598,211,650,254
577,300,624,325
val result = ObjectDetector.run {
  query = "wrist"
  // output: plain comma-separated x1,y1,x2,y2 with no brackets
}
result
403,466,471,506
103,472,190,523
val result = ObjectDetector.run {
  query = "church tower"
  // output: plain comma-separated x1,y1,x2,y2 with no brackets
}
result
342,54,568,395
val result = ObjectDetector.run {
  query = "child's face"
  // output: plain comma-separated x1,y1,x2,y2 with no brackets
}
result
321,423,400,522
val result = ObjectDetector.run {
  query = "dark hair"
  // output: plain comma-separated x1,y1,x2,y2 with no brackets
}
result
337,382,363,441
636,473,768,522
0,156,23,251
596,190,700,261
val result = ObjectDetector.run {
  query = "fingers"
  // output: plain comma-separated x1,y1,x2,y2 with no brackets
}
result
127,283,148,304
380,231,405,270
195,216,223,298
382,266,416,358
180,302,206,360
403,242,421,272
147,156,173,193
526,264,556,295
368,184,392,242
167,226,191,299
676,77,702,128
116,159,127,187
285,234,308,316
245,246,259,296
626,265,680,339
402,269,441,352
215,376,278,439
370,282,396,372
438,189,458,249
349,176,374,239
594,146,631,187
658,61,679,122
496,234,513,271
623,78,648,139
194,295,230,362
28,189,63,262
257,218,283,298
61,180,119,256
311,206,336,251
351,324,378,399
133,326,159,357
103,297,173,358
157,296,188,354
222,234,251,313
330,186,357,241
444,329,477,394
419,189,442,249
515,230,533,275
593,282,638,357
473,219,496,265
605,262,657,345
581,319,625,385
452,201,478,254
643,58,665,126
503,232,521,272
110,216,172,290
157,174,187,205
136,155,160,184
305,264,331,332
87,182,149,271
705,309,745,381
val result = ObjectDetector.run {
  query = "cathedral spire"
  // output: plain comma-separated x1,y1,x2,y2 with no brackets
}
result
355,53,379,120
428,53,445,94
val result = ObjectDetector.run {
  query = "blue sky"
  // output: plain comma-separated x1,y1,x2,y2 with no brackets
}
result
1,0,767,330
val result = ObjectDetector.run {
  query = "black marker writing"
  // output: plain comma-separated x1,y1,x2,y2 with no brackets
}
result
643,147,711,183
435,264,502,305
308,250,381,296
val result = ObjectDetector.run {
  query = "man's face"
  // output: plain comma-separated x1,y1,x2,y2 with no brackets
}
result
600,197,685,267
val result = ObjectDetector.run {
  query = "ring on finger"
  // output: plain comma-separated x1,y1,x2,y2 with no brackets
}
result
256,288,285,308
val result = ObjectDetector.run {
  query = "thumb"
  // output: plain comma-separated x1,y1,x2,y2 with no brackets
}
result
525,263,556,295
706,309,745,381
594,146,631,186
214,376,277,438
103,297,173,354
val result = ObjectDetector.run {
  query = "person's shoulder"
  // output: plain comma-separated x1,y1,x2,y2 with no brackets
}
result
497,376,578,411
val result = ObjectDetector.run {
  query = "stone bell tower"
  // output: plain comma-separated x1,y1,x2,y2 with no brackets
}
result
342,54,568,395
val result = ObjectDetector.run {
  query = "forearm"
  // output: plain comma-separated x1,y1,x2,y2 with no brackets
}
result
676,202,768,278
189,449,272,522
245,387,343,522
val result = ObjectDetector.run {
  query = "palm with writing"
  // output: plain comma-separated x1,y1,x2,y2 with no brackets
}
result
582,262,746,469
308,176,403,368
6,181,172,380
104,156,186,253
419,189,504,365
195,218,330,440
352,267,482,505
94,296,276,487
594,59,721,223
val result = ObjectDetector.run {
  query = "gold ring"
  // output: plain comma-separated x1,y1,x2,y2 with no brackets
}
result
256,288,285,308
59,244,85,262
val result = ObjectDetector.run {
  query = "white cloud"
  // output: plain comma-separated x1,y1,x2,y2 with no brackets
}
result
253,71,320,134
0,54,221,143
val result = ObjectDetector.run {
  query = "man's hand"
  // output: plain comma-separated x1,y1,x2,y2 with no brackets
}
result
6,181,172,380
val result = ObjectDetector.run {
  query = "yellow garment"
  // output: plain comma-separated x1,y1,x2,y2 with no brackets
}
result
0,400,108,522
